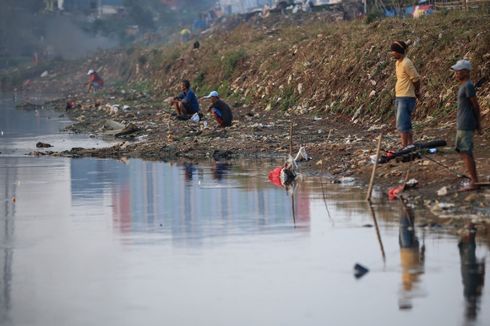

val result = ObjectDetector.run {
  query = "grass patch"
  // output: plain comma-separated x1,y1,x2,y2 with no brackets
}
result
223,49,248,79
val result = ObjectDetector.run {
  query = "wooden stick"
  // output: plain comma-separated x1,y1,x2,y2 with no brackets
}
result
366,134,383,201
289,121,293,156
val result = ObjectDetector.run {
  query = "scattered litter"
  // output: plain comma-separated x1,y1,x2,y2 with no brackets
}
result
313,116,322,121
406,178,418,188
437,186,448,196
191,112,200,123
339,177,355,184
431,201,456,212
354,263,369,279
388,184,405,200
40,71,48,78
11,196,16,203
294,146,312,162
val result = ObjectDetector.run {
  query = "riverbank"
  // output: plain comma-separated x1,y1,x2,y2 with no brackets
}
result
22,86,488,222
7,9,490,219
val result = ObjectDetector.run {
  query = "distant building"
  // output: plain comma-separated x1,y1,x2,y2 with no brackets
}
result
63,0,124,15
219,0,274,15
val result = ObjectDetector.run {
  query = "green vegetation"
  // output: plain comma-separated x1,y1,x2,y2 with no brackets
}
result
223,49,248,79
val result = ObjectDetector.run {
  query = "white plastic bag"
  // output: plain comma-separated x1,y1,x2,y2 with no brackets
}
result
191,112,200,122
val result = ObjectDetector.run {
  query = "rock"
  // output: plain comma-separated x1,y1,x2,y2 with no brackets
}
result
354,263,369,279
212,150,233,161
36,142,53,148
115,123,140,138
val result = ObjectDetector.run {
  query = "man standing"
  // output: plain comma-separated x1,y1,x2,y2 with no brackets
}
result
451,59,482,191
171,80,200,118
391,41,421,148
204,91,233,127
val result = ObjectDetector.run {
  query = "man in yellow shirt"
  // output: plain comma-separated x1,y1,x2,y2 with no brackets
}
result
391,41,421,148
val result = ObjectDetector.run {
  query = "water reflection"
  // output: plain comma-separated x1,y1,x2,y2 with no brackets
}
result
459,224,486,323
69,159,310,244
398,200,425,310
0,159,16,325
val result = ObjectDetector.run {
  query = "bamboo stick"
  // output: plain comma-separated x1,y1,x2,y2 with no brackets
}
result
366,134,383,201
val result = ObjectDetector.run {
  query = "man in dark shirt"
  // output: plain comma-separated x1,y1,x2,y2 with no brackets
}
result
171,80,200,117
451,59,483,191
204,91,233,127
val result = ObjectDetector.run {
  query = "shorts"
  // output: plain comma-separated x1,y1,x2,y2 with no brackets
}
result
182,102,198,115
92,81,102,90
455,130,474,154
395,97,416,132
212,109,225,127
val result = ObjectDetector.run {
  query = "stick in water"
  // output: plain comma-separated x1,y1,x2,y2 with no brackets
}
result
366,134,383,201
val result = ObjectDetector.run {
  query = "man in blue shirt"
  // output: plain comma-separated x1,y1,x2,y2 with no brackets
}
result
171,80,200,117
451,59,483,191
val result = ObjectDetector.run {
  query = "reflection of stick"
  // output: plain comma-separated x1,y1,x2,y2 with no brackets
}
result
291,190,296,225
289,121,293,156
366,134,383,201
320,162,334,224
368,202,386,261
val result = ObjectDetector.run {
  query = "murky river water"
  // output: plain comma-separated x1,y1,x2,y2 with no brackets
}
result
1,95,489,326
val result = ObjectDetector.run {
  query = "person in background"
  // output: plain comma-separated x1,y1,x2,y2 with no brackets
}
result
204,91,233,128
87,69,104,93
390,41,421,149
451,59,483,191
180,28,191,43
171,80,200,118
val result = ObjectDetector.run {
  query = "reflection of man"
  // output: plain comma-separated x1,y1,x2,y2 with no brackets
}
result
183,162,195,181
459,223,485,321
398,201,425,310
212,162,231,181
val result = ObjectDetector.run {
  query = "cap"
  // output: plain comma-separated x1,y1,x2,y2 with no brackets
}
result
204,91,219,99
451,59,472,71
87,69,95,75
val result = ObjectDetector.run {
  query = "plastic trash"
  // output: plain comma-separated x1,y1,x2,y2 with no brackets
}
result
437,186,448,196
191,112,200,122
428,148,437,154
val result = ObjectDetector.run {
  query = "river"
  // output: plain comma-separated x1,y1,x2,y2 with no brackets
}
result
0,94,489,326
